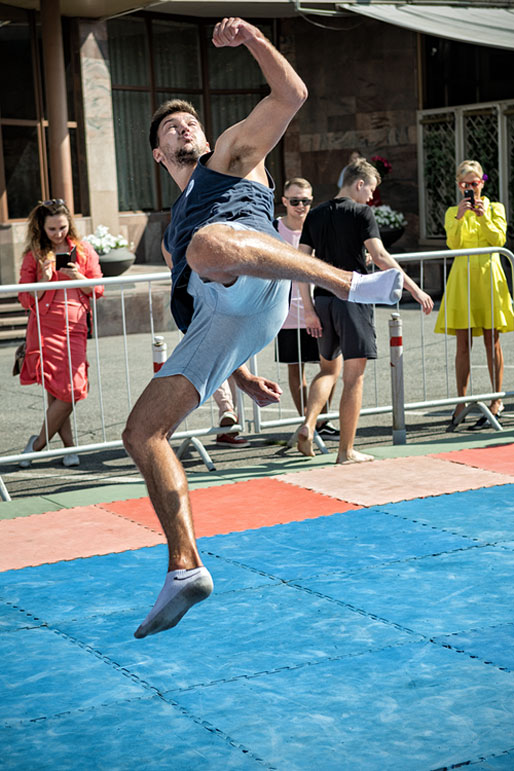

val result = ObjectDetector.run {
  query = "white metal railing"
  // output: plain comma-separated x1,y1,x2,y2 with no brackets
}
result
1,247,513,500
0,271,242,501
247,246,514,446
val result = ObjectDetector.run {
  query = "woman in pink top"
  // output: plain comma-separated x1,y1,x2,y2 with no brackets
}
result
17,199,104,467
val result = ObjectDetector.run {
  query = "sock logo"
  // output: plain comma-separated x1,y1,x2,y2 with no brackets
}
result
174,569,202,581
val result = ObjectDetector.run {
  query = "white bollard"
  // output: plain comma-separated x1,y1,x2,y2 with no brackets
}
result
152,335,167,373
389,313,406,445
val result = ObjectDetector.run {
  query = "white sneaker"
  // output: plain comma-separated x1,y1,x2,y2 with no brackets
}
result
19,435,38,468
62,453,80,467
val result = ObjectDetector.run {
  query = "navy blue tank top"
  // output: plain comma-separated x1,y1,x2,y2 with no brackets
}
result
164,152,279,332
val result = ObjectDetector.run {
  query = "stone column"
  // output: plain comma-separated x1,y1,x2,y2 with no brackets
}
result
79,20,119,235
40,0,74,211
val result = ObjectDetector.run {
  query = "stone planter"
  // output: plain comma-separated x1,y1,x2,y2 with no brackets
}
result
379,226,405,250
98,247,136,277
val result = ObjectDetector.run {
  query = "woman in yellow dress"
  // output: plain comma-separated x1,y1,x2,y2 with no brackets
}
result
434,160,514,431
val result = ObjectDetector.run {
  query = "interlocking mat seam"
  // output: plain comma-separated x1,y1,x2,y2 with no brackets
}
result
0,614,277,768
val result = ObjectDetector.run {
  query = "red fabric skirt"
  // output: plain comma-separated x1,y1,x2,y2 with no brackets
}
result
20,301,89,403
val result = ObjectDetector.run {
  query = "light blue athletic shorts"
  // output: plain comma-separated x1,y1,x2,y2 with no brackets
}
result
154,224,290,405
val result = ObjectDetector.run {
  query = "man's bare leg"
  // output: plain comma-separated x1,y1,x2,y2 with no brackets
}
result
187,225,403,305
336,358,373,464
297,355,341,457
122,375,213,638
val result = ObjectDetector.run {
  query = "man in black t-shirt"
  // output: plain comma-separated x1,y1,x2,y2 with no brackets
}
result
297,159,434,463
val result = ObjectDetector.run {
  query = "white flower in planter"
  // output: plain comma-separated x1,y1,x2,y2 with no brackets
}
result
85,225,129,255
372,205,407,229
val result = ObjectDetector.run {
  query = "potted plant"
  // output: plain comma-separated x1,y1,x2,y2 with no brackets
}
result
85,225,135,277
373,205,407,249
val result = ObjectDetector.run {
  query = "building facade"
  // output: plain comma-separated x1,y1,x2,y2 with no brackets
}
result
1,3,513,288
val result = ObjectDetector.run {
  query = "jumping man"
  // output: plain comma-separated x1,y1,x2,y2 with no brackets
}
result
123,17,404,638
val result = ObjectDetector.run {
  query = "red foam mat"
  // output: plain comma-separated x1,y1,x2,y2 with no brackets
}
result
100,477,359,537
0,506,164,572
432,442,514,476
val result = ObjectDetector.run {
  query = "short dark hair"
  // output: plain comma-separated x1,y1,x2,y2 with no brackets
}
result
342,159,381,188
149,99,203,150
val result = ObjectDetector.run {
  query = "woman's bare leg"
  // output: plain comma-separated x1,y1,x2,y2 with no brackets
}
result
33,394,74,452
483,328,504,414
454,329,472,418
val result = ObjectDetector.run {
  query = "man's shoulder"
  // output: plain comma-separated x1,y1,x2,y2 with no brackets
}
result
306,200,331,220
335,196,372,216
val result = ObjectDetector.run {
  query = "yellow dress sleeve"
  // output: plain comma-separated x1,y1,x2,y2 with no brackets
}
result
444,206,464,250
477,201,506,247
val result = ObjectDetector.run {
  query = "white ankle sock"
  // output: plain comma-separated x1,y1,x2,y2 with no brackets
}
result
348,269,403,305
134,566,213,639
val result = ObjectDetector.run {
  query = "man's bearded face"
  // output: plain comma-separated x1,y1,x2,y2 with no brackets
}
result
169,140,206,166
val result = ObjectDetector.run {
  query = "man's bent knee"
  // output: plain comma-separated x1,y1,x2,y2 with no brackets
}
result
186,224,238,280
123,375,200,460
122,415,147,461
186,226,218,274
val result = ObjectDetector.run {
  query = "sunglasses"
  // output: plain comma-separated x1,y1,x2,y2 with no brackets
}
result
285,197,313,206
458,181,482,189
42,198,66,207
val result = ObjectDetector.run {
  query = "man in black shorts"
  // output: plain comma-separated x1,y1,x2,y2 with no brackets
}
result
297,159,434,463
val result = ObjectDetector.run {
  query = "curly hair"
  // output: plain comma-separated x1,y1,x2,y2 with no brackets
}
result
24,199,80,260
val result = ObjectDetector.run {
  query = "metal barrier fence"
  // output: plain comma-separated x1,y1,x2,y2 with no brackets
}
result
1,246,513,501
0,271,244,501
247,246,514,446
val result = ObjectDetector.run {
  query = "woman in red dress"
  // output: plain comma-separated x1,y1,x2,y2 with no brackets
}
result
17,199,104,467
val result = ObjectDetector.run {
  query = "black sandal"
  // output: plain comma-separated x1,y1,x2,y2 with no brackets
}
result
446,412,466,433
468,415,489,431
468,408,503,431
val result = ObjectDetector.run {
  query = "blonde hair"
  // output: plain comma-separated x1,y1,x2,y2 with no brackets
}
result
283,177,312,195
456,160,484,181
342,159,381,188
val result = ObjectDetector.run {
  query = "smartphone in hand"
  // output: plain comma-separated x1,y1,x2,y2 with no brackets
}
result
55,246,77,270
464,189,475,208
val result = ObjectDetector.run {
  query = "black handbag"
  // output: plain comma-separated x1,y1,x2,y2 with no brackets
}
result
12,340,26,376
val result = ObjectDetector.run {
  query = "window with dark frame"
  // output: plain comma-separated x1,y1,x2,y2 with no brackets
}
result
0,9,86,221
422,34,514,110
107,14,283,213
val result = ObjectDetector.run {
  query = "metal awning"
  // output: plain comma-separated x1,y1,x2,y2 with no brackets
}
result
296,2,514,50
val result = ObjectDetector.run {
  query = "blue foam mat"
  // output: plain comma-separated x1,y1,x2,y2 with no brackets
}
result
433,623,514,672
469,752,514,769
1,696,265,771
2,486,514,770
200,507,476,580
385,484,514,543
175,643,514,771
305,546,514,636
55,584,419,694
0,545,278,628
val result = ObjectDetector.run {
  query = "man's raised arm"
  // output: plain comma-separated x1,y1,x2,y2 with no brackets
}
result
210,18,308,176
